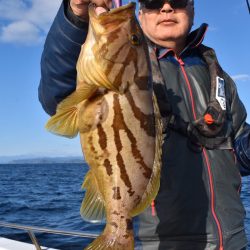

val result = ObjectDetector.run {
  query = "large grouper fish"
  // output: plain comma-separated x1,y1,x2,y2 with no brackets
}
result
46,2,163,249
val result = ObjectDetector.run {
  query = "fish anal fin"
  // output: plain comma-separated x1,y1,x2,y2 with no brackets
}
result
131,92,163,217
81,170,106,222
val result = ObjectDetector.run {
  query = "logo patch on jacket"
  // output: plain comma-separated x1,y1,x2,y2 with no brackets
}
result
216,76,226,110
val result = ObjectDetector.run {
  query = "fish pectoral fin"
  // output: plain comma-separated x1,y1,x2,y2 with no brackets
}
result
46,106,79,138
45,83,98,138
58,82,98,110
81,170,106,222
131,93,163,217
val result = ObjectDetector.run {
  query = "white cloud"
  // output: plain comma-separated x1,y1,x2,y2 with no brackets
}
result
1,20,42,45
0,0,28,20
0,0,61,45
232,74,250,82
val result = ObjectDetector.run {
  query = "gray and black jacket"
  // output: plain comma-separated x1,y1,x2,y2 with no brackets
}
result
39,1,250,249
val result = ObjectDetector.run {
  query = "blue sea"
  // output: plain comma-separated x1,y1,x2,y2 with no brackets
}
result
0,163,249,250
0,163,104,249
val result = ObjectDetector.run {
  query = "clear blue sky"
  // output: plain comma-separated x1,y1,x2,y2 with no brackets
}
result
0,0,249,158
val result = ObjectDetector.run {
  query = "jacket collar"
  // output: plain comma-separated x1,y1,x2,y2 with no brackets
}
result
155,23,208,59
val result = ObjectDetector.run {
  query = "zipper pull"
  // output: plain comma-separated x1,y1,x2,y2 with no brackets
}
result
178,57,185,66
151,200,156,216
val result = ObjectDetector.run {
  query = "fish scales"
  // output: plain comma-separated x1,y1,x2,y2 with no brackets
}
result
46,3,163,250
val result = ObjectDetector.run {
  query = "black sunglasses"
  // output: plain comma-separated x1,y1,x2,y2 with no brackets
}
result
140,0,189,10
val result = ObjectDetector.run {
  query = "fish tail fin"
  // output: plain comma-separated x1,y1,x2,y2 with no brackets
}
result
84,229,134,250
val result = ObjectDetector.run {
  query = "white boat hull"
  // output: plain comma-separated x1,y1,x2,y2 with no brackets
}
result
0,237,59,250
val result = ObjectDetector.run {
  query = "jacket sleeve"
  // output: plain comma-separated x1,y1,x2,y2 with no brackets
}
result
224,72,250,175
234,123,250,176
38,0,88,115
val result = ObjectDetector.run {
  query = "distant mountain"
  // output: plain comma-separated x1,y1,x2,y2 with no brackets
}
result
0,156,84,164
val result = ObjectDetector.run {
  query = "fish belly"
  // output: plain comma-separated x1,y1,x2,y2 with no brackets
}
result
80,89,155,204
79,90,156,249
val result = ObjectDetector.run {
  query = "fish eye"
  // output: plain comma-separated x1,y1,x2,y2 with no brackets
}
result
130,34,140,46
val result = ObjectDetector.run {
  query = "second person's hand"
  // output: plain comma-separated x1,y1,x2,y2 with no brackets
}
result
70,0,112,21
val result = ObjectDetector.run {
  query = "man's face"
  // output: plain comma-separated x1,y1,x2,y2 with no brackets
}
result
139,1,194,48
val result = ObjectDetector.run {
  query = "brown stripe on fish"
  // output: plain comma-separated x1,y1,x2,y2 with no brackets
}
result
107,41,128,67
101,32,149,92
98,28,126,71
110,222,118,229
112,94,135,196
112,187,121,200
109,41,149,91
88,136,98,155
113,94,152,179
117,153,135,197
125,91,155,137
104,159,113,176
123,234,130,239
108,47,135,88
121,47,150,91
112,211,120,216
130,139,152,179
97,124,107,150
103,43,129,88
112,93,139,196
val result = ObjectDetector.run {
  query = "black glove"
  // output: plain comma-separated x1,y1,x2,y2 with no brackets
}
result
187,122,227,150
165,113,228,150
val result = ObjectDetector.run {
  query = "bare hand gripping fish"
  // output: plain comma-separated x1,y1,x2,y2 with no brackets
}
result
46,2,163,249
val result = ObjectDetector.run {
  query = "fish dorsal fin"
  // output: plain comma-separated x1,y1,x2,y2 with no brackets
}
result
81,170,106,222
45,83,97,138
130,93,163,217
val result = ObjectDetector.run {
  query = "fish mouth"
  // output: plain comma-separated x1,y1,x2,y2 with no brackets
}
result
89,2,136,19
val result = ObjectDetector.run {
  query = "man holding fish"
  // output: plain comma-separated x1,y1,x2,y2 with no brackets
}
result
39,0,250,249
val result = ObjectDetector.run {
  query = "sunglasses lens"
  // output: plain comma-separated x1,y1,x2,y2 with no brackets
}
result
143,0,165,9
143,0,188,9
169,0,188,8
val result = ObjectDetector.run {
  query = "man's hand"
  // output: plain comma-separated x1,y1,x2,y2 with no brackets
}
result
70,0,112,21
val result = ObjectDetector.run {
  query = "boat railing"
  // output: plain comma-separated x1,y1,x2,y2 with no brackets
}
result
0,221,98,250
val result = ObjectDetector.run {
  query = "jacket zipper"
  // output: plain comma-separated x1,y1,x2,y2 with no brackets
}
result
177,57,224,250
203,149,224,250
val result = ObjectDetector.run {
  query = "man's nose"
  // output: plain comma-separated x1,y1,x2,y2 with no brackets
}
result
160,3,174,13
